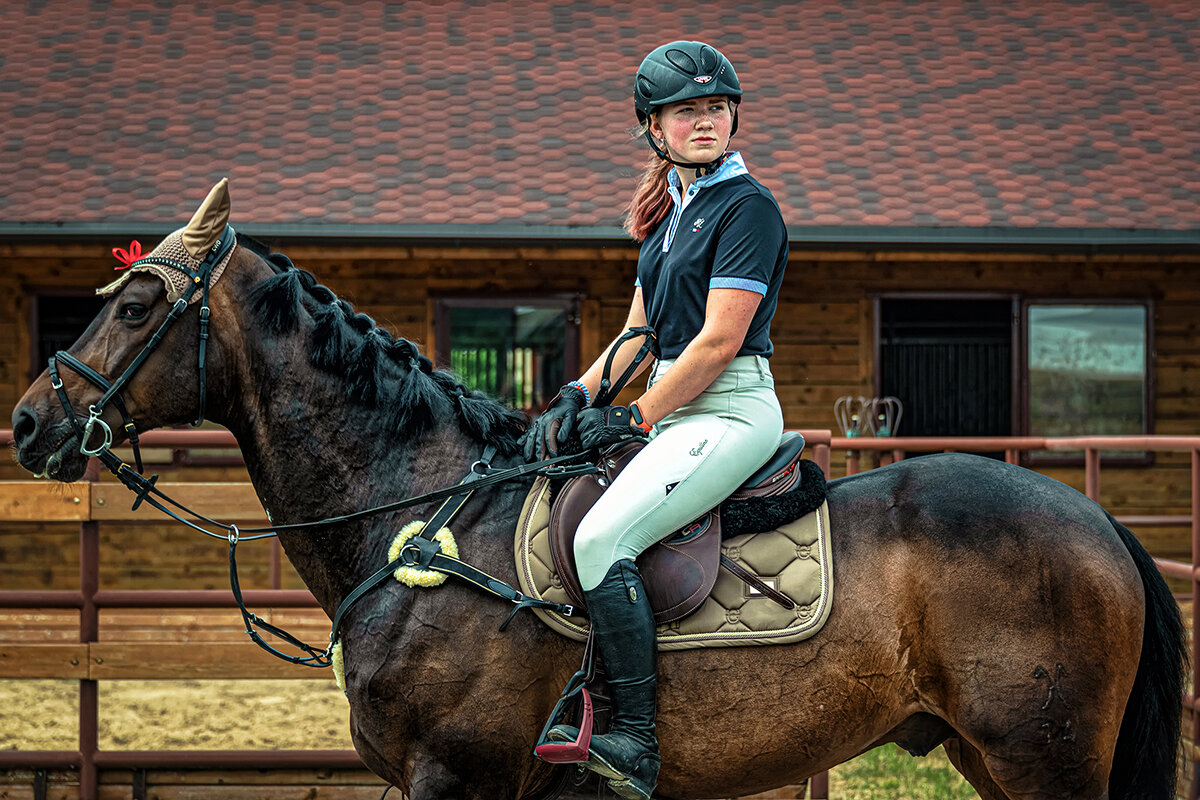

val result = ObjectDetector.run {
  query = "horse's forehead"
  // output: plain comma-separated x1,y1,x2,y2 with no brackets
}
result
95,228,236,305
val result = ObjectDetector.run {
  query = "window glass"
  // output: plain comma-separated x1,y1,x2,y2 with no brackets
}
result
445,305,568,413
1028,304,1148,449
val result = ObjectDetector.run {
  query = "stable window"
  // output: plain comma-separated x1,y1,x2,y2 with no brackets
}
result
878,297,1016,438
433,296,581,414
32,292,107,383
1024,302,1151,460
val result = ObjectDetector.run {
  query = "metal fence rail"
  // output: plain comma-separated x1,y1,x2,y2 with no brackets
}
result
1,429,1197,800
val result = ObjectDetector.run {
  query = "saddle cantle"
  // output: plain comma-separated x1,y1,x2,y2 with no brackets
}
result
547,431,810,625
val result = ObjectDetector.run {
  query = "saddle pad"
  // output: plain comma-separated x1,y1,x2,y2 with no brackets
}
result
514,477,834,651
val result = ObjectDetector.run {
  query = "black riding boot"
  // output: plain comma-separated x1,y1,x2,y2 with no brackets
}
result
550,559,660,799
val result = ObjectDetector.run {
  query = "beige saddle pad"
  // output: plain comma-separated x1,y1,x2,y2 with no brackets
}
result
514,476,834,651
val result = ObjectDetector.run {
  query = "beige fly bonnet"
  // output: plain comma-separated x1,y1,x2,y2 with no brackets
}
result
97,179,236,303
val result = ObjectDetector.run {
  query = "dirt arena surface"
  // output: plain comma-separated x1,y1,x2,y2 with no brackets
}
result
1,679,353,751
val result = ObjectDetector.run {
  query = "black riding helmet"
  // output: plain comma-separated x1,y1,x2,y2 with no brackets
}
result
634,41,742,174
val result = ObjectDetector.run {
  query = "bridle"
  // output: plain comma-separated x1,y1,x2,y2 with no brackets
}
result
47,224,236,475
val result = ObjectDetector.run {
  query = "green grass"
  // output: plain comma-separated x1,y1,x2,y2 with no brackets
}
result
828,743,980,800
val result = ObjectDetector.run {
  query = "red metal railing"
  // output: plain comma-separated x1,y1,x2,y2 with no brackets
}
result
1,429,1197,799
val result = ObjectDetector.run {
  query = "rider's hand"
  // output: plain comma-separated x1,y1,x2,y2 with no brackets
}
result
575,405,649,451
521,384,589,462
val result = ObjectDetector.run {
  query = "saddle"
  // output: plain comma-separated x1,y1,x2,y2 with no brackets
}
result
548,431,808,624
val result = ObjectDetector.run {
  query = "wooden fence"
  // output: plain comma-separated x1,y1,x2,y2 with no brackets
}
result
1,429,1197,800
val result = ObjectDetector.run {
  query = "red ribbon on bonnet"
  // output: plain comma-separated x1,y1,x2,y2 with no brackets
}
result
112,240,143,270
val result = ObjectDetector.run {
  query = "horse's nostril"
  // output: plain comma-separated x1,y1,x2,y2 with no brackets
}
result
12,406,39,448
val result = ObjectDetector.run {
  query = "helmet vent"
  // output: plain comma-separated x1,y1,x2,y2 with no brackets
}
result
664,48,698,75
636,75,658,101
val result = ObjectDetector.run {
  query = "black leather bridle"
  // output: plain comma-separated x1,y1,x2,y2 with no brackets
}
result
47,224,236,475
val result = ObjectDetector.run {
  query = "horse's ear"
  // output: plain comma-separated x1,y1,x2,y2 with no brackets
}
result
182,178,231,259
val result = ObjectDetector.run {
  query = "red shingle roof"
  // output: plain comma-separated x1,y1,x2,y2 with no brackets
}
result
3,1,1198,232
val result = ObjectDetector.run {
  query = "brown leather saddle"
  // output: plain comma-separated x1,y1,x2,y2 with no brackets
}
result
548,431,807,624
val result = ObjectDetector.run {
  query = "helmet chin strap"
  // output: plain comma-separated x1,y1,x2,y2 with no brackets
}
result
644,131,730,179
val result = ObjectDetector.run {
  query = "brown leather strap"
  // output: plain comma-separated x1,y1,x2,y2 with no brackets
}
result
719,554,795,610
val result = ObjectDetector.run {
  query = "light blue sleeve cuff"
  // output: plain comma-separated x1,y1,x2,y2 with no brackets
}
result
710,276,767,295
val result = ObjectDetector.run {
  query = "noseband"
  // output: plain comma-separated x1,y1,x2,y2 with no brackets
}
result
47,224,237,474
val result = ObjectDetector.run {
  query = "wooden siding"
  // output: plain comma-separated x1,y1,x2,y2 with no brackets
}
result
1,241,1197,580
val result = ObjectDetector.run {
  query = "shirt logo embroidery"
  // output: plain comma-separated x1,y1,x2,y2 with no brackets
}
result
691,217,705,232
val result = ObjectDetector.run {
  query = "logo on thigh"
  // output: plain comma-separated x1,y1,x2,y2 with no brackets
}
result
689,439,708,457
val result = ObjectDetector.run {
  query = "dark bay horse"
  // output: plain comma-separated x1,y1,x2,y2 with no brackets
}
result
10,198,1185,800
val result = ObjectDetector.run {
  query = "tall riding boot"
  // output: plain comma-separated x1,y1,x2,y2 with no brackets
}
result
550,559,660,799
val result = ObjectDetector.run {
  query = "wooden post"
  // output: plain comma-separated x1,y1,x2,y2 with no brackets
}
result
1084,447,1100,500
80,458,100,800
1191,448,1199,800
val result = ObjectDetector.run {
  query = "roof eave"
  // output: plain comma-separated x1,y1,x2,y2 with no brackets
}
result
0,222,1198,254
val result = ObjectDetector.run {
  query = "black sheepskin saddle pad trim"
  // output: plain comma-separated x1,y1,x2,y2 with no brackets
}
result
720,459,828,538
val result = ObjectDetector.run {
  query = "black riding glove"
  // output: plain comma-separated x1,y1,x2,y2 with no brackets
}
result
575,405,648,451
521,384,589,462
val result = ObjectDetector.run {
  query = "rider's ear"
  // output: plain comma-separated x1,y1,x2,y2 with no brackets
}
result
182,178,231,259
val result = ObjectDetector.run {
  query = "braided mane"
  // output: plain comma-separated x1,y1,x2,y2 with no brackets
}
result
244,249,528,455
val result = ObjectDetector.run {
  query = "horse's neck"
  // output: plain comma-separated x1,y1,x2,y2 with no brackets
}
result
219,336,475,613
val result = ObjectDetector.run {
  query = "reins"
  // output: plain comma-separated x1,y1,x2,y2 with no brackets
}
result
45,231,656,671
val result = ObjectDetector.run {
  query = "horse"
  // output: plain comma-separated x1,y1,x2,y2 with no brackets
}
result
10,186,1186,800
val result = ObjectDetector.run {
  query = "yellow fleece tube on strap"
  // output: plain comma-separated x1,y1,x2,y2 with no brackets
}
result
387,520,458,587
332,523,458,694
331,640,346,694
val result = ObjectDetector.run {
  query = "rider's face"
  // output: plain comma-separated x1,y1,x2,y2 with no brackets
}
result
650,96,733,163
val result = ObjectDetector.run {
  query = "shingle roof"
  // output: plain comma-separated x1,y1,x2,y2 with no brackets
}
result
3,1,1198,234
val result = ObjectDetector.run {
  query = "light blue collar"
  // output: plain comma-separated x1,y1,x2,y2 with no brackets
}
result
666,151,749,195
661,153,749,252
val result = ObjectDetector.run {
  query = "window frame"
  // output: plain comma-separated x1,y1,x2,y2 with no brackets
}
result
432,293,583,411
870,292,1156,466
872,291,1022,437
1020,297,1155,467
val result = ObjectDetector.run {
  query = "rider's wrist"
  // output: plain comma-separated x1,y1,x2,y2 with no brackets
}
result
629,401,653,434
566,380,590,406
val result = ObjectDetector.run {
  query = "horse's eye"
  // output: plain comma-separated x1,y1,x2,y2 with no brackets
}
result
118,303,148,322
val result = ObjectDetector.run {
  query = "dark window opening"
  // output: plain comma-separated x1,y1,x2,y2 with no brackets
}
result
879,298,1013,439
33,293,107,383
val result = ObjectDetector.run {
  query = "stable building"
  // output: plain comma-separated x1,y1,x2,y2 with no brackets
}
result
1,0,1197,556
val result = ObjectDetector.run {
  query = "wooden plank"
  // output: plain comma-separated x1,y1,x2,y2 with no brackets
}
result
88,643,335,680
100,786,384,800
0,482,90,522
0,787,78,800
0,643,89,679
91,483,266,522
126,769,384,786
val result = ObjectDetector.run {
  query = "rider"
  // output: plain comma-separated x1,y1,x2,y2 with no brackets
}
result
523,41,788,799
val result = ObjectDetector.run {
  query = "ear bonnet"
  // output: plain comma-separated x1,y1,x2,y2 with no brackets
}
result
97,179,235,304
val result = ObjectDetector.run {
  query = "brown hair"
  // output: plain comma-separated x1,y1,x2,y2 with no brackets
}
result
624,153,674,242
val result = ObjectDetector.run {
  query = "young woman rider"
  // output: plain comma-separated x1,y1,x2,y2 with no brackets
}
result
522,40,788,800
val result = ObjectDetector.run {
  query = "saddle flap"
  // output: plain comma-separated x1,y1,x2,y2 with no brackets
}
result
548,442,720,625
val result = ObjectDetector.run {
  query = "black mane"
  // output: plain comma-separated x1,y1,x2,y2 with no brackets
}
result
244,249,528,456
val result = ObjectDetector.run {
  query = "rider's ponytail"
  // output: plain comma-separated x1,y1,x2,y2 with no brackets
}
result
624,153,673,242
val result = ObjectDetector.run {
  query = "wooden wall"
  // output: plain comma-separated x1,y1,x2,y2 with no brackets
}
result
1,240,1197,584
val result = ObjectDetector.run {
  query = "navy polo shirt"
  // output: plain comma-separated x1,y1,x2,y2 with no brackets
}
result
636,153,788,360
